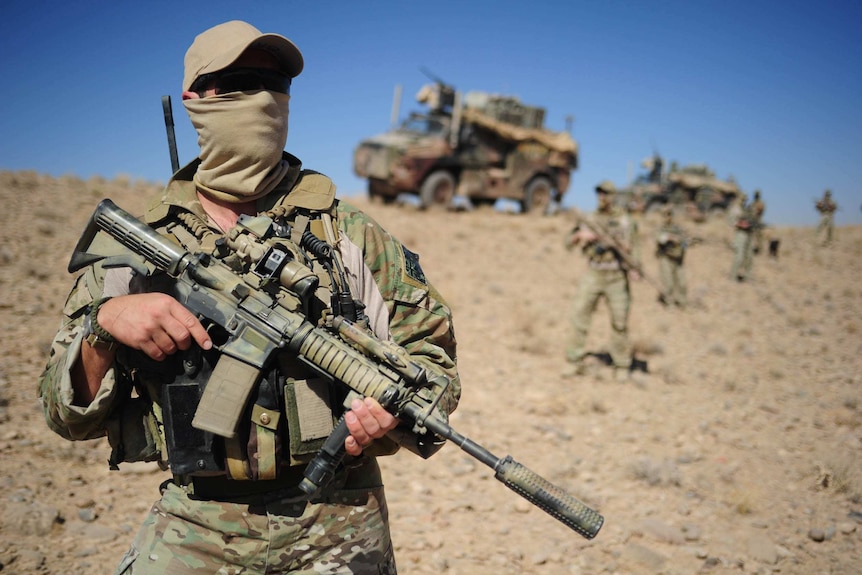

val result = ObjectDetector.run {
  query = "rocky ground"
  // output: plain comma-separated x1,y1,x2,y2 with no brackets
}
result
0,170,859,574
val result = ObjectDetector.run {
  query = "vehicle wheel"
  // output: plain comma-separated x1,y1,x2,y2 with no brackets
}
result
419,171,456,210
522,177,554,215
368,178,397,204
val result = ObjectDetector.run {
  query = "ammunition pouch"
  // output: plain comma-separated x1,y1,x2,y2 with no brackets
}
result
119,344,348,481
162,381,224,476
105,394,162,470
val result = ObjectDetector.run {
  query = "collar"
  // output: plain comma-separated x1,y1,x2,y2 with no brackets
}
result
143,152,310,226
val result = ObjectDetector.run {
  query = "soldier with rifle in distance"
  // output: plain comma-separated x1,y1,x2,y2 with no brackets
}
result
655,205,692,308
564,180,645,382
815,189,839,246
750,189,766,254
38,20,602,575
730,193,757,282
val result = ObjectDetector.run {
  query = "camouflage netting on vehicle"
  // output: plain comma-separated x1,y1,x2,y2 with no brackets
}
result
667,172,740,194
460,108,578,156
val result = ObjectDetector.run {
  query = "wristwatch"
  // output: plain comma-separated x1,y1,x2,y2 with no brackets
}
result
82,297,118,352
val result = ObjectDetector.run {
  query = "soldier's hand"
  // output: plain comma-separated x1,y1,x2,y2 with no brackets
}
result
629,270,642,282
97,294,212,361
573,228,598,244
343,397,398,456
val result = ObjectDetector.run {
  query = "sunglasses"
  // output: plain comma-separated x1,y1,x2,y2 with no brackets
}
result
191,68,291,96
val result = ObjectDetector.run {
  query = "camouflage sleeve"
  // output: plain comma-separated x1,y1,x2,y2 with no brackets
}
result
631,219,641,267
621,213,641,267
335,200,460,418
38,264,126,441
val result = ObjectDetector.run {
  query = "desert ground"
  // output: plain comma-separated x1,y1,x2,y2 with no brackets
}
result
0,170,859,575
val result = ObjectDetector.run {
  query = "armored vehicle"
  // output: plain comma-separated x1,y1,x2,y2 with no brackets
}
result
352,76,578,214
621,154,743,220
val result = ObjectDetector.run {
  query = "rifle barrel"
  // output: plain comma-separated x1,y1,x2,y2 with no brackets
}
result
419,409,604,539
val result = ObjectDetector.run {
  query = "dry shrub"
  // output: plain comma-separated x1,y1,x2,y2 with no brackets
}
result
707,342,728,356
767,368,784,381
629,457,681,487
729,489,755,515
587,398,607,414
832,406,862,430
815,458,862,502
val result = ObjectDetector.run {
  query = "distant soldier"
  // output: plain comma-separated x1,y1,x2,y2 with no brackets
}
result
655,206,688,307
815,189,838,246
564,180,640,381
750,189,766,254
730,194,756,282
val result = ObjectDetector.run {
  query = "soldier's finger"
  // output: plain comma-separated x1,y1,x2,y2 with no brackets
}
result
344,435,362,456
344,410,371,446
150,329,178,356
363,397,396,432
170,304,212,350
139,340,167,362
352,398,385,436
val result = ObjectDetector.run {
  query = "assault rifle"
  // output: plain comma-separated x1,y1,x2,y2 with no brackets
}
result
69,199,604,540
571,208,664,296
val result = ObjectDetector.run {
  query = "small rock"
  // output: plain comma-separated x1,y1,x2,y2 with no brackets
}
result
529,552,549,565
839,522,857,535
746,531,778,564
78,508,97,522
1,500,60,536
641,518,686,544
682,523,702,541
622,543,667,571
808,527,825,542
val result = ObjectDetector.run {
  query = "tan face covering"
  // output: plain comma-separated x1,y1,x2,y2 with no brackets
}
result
184,90,291,203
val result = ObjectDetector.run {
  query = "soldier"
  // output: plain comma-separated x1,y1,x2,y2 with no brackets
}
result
38,20,459,574
815,189,838,246
564,180,640,381
730,193,756,282
750,189,766,254
655,206,688,308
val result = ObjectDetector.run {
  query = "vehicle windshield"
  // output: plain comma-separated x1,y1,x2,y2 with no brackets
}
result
400,114,447,136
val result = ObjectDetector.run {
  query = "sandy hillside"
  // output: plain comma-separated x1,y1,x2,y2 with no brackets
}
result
0,170,860,575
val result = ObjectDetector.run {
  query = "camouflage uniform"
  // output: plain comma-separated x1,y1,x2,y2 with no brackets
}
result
815,189,838,246
730,200,756,282
750,190,765,254
39,155,460,574
566,182,639,375
655,208,688,307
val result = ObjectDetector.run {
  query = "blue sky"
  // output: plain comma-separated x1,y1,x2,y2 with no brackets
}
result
2,0,860,226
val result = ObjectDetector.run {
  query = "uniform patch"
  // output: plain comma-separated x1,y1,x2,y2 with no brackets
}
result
401,245,427,285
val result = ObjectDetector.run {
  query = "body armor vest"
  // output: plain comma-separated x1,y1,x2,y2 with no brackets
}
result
109,172,366,481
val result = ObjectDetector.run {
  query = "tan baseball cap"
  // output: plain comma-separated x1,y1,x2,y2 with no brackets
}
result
183,20,304,91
